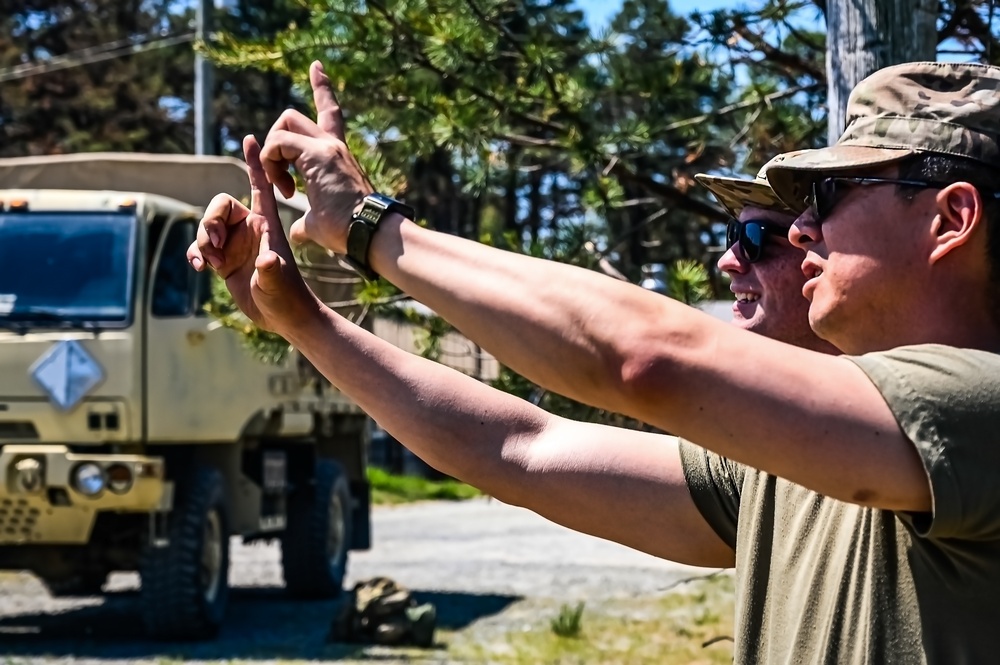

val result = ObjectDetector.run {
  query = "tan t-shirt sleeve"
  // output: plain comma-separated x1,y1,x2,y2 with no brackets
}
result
679,439,745,549
846,344,1000,540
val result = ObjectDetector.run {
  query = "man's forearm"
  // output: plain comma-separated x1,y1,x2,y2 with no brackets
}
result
279,306,734,566
368,214,683,415
324,217,930,513
350,231,934,513
282,304,551,496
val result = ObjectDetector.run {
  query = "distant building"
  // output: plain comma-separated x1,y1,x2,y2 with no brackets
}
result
371,300,499,383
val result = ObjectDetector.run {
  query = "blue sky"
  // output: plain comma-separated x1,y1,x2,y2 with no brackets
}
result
575,0,979,61
576,0,738,30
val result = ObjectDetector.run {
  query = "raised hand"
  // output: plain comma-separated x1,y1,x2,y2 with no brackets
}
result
261,61,374,254
187,134,320,334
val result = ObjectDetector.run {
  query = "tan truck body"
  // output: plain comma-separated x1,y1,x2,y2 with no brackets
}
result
0,153,372,639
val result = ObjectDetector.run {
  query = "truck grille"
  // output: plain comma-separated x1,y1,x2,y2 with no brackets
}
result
0,498,40,540
0,422,39,440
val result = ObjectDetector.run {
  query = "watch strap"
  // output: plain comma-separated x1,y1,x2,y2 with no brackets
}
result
345,217,379,281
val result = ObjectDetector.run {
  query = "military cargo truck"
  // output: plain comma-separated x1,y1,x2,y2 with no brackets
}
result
0,153,372,640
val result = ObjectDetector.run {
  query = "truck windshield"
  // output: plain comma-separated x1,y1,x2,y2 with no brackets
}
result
0,211,137,327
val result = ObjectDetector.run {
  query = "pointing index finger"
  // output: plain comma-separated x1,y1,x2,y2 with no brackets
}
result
244,134,292,258
310,61,345,140
244,135,281,220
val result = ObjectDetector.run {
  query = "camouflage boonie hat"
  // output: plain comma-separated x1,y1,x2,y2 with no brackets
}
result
767,61,1000,212
694,151,809,218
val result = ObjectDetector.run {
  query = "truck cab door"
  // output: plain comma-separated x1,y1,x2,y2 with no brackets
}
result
144,218,272,442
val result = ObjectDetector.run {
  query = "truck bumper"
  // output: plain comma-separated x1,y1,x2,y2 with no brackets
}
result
0,445,166,545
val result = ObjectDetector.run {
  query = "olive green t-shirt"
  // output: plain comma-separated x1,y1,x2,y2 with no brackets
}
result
679,344,1000,664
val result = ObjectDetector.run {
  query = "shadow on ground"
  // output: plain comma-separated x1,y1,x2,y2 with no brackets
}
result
0,586,520,660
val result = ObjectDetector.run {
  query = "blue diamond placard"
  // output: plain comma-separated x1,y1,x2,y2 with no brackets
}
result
30,340,104,411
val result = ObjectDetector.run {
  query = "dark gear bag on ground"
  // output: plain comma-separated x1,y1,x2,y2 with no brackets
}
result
329,576,437,647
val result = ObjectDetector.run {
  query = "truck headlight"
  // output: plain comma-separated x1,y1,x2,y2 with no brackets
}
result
73,463,105,496
106,463,133,494
13,458,44,494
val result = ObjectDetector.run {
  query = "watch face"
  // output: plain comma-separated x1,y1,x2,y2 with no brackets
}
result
364,193,414,222
366,193,395,209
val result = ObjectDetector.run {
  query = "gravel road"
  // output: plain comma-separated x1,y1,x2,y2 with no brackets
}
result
0,498,718,663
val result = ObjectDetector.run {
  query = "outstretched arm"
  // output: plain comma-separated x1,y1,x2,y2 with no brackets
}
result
188,134,735,568
288,304,735,568
253,62,696,417
367,212,687,417
199,74,929,544
372,220,929,514
248,62,930,514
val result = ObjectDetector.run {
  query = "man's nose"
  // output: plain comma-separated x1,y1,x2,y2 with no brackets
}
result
789,209,821,248
716,243,749,275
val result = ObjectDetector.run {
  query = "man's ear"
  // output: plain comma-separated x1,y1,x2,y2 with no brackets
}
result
929,182,983,265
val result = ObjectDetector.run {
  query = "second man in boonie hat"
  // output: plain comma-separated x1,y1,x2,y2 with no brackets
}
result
696,152,837,352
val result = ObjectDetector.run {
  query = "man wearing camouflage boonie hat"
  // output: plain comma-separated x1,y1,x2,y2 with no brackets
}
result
695,151,799,219
766,61,1000,212
680,60,1000,663
696,153,838,352
193,60,1000,665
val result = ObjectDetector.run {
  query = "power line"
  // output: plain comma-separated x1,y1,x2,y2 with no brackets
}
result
0,32,196,84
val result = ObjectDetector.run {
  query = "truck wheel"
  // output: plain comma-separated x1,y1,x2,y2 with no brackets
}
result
139,465,229,640
281,458,351,598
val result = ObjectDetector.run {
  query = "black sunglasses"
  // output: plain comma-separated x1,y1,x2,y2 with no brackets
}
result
726,218,787,263
808,176,969,220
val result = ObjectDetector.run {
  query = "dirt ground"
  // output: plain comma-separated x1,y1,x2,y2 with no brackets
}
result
0,498,726,664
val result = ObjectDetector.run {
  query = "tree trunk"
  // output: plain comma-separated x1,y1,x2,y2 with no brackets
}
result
504,147,520,234
528,168,542,245
826,0,937,144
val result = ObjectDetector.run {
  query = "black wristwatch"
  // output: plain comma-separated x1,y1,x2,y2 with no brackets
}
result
344,193,415,281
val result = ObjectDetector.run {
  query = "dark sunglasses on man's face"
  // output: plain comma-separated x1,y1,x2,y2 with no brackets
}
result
808,176,969,221
726,219,787,263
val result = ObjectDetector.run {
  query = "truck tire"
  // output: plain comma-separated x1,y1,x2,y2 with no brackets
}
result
281,458,351,598
139,465,230,640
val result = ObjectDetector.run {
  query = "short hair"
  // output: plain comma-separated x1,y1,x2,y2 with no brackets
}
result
897,153,1000,322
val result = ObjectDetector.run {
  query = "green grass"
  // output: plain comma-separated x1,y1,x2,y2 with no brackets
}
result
366,466,483,505
551,601,586,638
449,573,736,665
218,574,735,665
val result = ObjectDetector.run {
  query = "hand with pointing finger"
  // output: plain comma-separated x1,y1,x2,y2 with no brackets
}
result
187,134,322,335
261,61,375,255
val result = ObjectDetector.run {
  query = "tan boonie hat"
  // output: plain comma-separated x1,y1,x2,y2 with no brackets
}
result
694,150,810,218
767,61,1000,212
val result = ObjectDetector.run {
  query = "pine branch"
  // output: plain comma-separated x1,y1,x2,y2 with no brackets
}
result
607,159,727,222
365,0,568,134
731,23,825,81
662,83,820,132
781,17,825,53
461,0,577,121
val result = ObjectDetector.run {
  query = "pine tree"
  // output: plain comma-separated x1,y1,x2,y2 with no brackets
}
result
0,0,195,156
0,0,313,157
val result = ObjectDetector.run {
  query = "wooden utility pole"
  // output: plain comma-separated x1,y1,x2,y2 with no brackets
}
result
826,0,937,144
